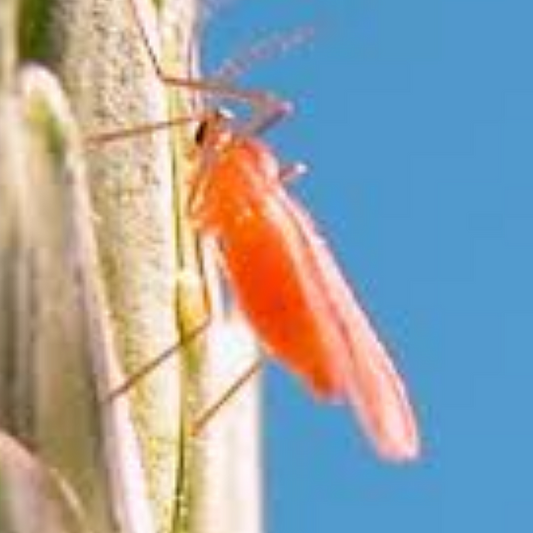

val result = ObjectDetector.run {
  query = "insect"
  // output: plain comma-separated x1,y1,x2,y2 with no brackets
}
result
92,0,421,462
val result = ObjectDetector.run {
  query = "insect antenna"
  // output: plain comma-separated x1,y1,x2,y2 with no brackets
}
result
212,24,317,84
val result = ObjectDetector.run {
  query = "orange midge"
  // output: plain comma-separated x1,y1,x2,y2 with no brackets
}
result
95,0,421,462
188,108,420,461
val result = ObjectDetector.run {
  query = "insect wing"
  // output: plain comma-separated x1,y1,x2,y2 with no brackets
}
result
288,204,420,461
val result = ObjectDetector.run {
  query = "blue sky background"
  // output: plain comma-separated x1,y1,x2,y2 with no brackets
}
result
205,0,533,531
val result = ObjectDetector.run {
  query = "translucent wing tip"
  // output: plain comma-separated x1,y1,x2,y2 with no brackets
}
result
374,401,421,462
341,351,422,463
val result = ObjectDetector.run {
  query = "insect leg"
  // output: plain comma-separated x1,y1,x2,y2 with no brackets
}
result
107,231,217,399
279,162,308,184
84,115,201,147
125,0,294,136
106,316,210,401
191,355,264,436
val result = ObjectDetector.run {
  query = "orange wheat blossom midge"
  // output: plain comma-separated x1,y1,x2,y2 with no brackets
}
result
91,0,421,462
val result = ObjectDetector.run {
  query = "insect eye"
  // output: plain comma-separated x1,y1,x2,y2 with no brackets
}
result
195,120,208,146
